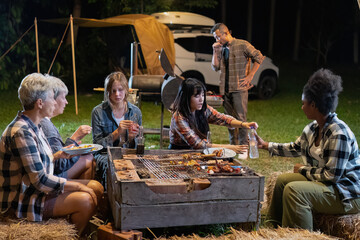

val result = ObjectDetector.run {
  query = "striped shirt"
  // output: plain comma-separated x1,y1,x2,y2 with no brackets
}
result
212,38,265,95
0,112,66,221
268,113,360,204
170,105,235,149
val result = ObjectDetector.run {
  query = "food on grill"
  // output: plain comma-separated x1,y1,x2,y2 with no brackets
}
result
182,153,203,160
210,166,220,173
221,164,234,173
206,159,223,164
184,160,199,166
117,151,254,180
207,162,237,174
170,159,200,167
201,153,217,159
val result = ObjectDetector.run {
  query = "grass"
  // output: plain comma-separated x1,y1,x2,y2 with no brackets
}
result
1,62,360,179
1,61,360,238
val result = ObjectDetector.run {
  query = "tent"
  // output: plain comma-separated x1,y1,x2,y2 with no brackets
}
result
45,14,175,75
43,14,175,113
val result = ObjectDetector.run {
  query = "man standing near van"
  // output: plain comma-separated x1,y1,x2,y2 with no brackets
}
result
211,23,264,155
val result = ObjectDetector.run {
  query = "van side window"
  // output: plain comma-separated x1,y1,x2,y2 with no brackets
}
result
195,36,214,55
175,38,195,52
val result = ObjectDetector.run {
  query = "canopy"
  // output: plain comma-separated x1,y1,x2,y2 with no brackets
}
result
44,14,175,75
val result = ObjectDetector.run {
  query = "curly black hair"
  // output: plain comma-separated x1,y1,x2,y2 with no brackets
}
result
303,68,343,115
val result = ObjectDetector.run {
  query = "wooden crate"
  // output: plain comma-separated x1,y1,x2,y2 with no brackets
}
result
107,147,264,230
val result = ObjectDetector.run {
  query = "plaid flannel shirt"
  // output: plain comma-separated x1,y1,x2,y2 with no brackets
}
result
268,113,360,204
0,112,66,221
170,105,235,149
211,38,264,95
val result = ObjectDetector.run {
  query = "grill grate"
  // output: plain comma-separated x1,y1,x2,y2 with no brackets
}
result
138,157,207,180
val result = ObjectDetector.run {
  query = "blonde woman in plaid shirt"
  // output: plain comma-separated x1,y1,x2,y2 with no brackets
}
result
256,69,360,230
0,73,103,236
169,78,258,152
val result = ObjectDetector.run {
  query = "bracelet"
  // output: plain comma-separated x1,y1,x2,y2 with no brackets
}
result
240,122,243,128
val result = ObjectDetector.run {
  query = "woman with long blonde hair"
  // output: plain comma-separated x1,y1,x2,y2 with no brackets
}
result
91,71,142,187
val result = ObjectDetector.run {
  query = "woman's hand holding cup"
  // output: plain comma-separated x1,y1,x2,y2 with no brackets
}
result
118,120,139,139
129,122,139,140
118,120,132,133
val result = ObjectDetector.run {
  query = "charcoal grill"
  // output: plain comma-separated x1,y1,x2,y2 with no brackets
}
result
107,147,264,230
138,157,204,180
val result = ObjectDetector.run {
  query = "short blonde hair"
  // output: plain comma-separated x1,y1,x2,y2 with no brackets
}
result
18,73,54,110
104,71,129,103
46,74,68,99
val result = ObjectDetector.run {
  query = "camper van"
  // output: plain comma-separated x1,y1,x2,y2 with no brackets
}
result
152,11,279,99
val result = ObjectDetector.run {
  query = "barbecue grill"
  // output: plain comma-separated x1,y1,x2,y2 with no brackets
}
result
107,147,264,230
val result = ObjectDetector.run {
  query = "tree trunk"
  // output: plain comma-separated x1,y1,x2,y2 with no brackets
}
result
268,0,276,57
246,0,253,42
293,0,303,61
66,0,81,45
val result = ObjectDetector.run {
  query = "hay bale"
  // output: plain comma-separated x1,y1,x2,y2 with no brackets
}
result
314,213,360,240
0,218,77,240
155,227,336,239
262,171,285,211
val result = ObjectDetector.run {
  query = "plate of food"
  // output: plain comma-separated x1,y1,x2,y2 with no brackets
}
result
203,148,236,159
62,144,103,155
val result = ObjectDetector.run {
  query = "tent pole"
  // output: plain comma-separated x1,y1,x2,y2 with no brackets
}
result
70,15,78,115
34,17,40,73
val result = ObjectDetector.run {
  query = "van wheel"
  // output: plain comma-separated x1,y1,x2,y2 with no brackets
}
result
257,75,277,99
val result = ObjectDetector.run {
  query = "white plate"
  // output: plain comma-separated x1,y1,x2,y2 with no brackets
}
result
86,144,103,154
62,144,103,155
203,148,236,158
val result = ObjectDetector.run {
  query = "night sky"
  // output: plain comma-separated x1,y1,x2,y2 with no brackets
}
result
197,0,359,64
4,0,359,65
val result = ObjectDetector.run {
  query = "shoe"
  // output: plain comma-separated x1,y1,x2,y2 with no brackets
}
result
237,149,248,160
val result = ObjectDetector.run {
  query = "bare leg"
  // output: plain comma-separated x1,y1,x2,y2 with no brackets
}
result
71,179,104,203
66,154,95,180
48,191,96,235
44,180,103,236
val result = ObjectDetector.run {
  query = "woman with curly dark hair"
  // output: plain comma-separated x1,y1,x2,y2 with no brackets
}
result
169,78,258,153
256,68,360,230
